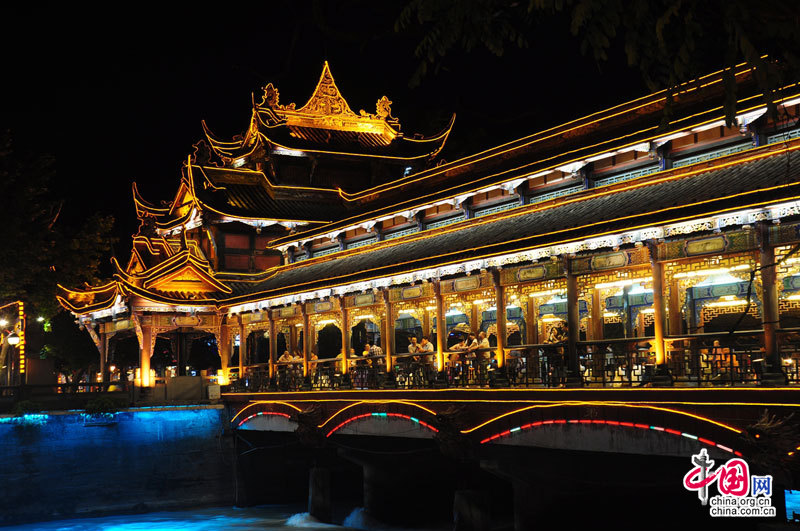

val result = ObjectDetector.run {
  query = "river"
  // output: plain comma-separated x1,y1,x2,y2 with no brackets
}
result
2,505,450,531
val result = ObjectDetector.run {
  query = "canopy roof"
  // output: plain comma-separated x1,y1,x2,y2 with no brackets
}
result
203,62,453,164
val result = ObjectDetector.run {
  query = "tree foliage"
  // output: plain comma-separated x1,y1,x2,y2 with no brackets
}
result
39,311,100,382
397,0,800,124
0,131,116,318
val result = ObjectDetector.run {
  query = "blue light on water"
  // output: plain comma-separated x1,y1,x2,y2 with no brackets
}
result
0,414,49,426
787,489,800,522
1,507,343,531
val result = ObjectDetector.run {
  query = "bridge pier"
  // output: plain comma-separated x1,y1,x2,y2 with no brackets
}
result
453,489,492,531
233,430,314,507
340,447,454,526
308,467,332,523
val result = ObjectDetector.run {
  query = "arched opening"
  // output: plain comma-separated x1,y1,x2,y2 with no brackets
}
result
395,312,423,353
246,331,269,364
351,317,381,354
316,323,342,358
276,329,288,358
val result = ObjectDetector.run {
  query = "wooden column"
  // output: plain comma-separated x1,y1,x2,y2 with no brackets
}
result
565,260,581,382
526,298,537,345
339,297,350,373
491,269,506,368
434,280,445,371
218,321,231,383
99,330,108,384
238,316,246,377
140,324,153,387
301,305,310,377
382,290,393,368
268,313,276,378
622,285,633,338
470,303,479,336
668,277,682,336
591,288,603,340
649,248,667,365
759,223,781,379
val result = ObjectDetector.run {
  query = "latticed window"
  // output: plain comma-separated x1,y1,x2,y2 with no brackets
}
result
672,142,752,168
767,127,800,144
346,237,378,250
385,226,420,240
594,165,659,187
312,246,339,258
426,216,462,229
474,201,517,217
529,185,584,205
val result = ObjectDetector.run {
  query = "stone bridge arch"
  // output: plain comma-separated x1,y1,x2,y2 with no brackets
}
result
468,402,745,459
320,400,440,439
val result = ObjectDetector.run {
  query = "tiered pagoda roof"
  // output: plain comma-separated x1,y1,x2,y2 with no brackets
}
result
201,62,454,191
57,62,800,317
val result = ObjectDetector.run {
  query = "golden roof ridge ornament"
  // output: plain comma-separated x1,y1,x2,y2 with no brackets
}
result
297,61,355,116
255,62,401,142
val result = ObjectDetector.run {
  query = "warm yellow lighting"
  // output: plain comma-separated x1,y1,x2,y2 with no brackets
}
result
540,314,563,323
705,295,747,308
595,277,653,289
673,264,750,279
527,289,566,299
639,308,655,314
785,294,800,301
109,365,116,372
0,319,7,327
425,306,437,311
6,333,20,346
602,312,619,318
356,314,375,321
317,319,337,326
36,316,45,322
295,323,304,327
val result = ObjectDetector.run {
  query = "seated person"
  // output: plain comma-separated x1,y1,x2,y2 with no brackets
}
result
418,336,434,364
477,331,490,349
465,333,478,359
370,342,383,357
278,350,293,363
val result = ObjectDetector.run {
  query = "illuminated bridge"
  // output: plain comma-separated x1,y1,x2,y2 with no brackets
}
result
223,386,799,527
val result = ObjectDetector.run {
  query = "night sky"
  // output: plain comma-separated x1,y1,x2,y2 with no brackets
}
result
8,2,648,262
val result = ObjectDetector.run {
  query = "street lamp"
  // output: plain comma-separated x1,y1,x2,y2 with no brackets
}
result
6,333,20,346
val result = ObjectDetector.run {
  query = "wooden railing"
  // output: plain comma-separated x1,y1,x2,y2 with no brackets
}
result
225,329,799,391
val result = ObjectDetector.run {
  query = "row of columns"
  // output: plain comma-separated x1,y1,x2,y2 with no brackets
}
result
126,229,782,386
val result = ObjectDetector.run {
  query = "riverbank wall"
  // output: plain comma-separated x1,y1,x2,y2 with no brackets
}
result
0,405,233,526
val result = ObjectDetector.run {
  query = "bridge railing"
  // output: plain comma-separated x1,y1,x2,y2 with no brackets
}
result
664,330,766,386
228,329,799,392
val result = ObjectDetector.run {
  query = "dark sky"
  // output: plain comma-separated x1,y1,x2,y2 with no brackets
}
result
7,1,648,259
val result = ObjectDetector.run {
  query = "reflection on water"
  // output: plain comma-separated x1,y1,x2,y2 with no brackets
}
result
3,506,343,531
2,506,449,531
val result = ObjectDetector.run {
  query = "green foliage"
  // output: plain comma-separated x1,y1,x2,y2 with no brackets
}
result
396,0,800,124
40,311,101,380
396,0,532,87
84,396,126,415
12,400,42,416
0,131,116,318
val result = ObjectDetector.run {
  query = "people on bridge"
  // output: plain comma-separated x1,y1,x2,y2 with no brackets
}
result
408,336,419,354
